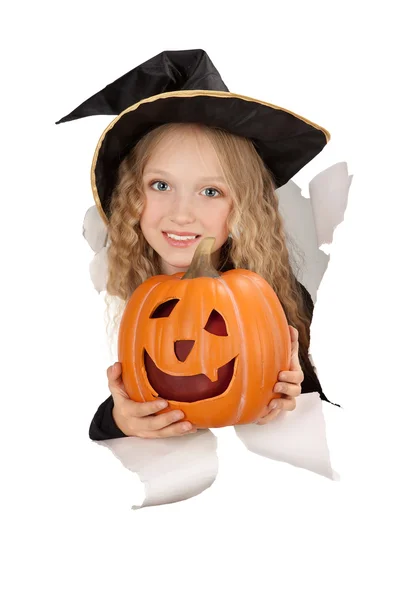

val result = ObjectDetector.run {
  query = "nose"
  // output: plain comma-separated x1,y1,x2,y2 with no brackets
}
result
169,194,195,225
174,340,195,362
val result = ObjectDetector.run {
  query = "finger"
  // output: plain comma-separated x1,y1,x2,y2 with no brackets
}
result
129,398,170,418
107,362,122,383
256,400,278,420
269,398,296,413
107,362,129,396
276,370,304,386
267,397,296,412
273,381,302,396
144,420,197,438
257,395,297,421
288,326,301,371
277,397,297,411
143,408,185,430
256,408,282,424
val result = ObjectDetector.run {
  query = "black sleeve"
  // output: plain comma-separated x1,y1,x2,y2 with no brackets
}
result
296,281,341,408
89,395,128,441
296,280,314,319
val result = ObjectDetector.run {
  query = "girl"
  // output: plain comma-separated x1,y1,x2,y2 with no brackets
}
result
56,49,333,442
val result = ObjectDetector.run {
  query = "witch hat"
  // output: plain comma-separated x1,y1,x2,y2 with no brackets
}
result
56,48,330,224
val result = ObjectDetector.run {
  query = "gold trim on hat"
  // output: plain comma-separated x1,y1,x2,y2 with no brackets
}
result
91,89,331,225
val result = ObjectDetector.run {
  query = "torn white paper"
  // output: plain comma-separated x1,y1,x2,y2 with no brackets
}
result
82,205,108,253
309,161,352,248
82,205,109,292
277,161,352,302
234,392,335,479
89,245,109,293
96,428,218,510
96,390,339,510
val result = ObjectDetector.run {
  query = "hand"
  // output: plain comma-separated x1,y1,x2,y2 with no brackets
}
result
255,326,304,425
107,362,197,438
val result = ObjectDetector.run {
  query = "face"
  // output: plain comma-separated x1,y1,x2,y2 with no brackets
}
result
140,125,232,274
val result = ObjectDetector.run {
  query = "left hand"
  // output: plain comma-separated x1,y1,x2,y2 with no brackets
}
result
255,326,304,425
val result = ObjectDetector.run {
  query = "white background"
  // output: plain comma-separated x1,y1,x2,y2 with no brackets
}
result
2,1,399,598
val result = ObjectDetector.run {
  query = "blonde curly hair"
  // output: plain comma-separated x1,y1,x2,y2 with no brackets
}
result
104,122,315,379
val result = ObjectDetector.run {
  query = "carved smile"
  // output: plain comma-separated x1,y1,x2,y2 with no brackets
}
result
144,350,235,402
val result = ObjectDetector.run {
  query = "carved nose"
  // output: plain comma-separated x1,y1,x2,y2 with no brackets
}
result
174,340,195,362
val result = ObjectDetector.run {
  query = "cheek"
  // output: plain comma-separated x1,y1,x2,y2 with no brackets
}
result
201,202,231,235
140,196,165,227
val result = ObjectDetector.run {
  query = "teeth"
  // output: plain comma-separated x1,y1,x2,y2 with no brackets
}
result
166,233,197,240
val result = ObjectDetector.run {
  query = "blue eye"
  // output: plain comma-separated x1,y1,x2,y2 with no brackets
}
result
201,187,221,197
149,181,221,196
151,180,170,191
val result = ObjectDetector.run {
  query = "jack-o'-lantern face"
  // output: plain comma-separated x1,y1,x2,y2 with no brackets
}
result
143,295,238,403
118,237,291,428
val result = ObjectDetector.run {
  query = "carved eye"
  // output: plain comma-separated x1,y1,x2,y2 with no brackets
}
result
150,299,179,318
204,310,228,336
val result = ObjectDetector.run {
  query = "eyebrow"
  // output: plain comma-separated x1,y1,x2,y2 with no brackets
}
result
144,169,226,183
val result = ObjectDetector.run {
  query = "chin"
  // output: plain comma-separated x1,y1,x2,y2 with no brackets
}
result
156,247,196,273
162,253,192,269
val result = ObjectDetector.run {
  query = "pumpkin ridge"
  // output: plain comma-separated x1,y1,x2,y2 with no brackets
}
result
217,276,248,421
137,281,167,401
238,271,290,369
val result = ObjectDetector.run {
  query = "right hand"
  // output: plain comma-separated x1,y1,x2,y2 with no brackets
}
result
107,362,198,438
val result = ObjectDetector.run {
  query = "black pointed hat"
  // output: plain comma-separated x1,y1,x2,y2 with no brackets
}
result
56,48,330,224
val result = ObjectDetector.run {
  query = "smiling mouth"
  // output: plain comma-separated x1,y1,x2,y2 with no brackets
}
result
162,232,201,247
144,350,235,402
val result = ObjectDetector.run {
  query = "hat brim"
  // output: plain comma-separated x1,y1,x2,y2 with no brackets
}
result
91,90,330,224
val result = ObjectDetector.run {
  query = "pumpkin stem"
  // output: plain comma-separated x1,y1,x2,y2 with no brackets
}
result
182,237,220,279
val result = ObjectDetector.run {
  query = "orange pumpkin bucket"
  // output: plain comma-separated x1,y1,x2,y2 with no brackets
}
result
118,237,291,428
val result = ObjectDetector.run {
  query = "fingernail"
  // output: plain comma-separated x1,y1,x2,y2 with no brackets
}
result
157,400,168,409
269,401,278,410
181,422,192,431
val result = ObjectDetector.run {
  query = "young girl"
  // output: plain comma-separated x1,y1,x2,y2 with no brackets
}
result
56,49,333,442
